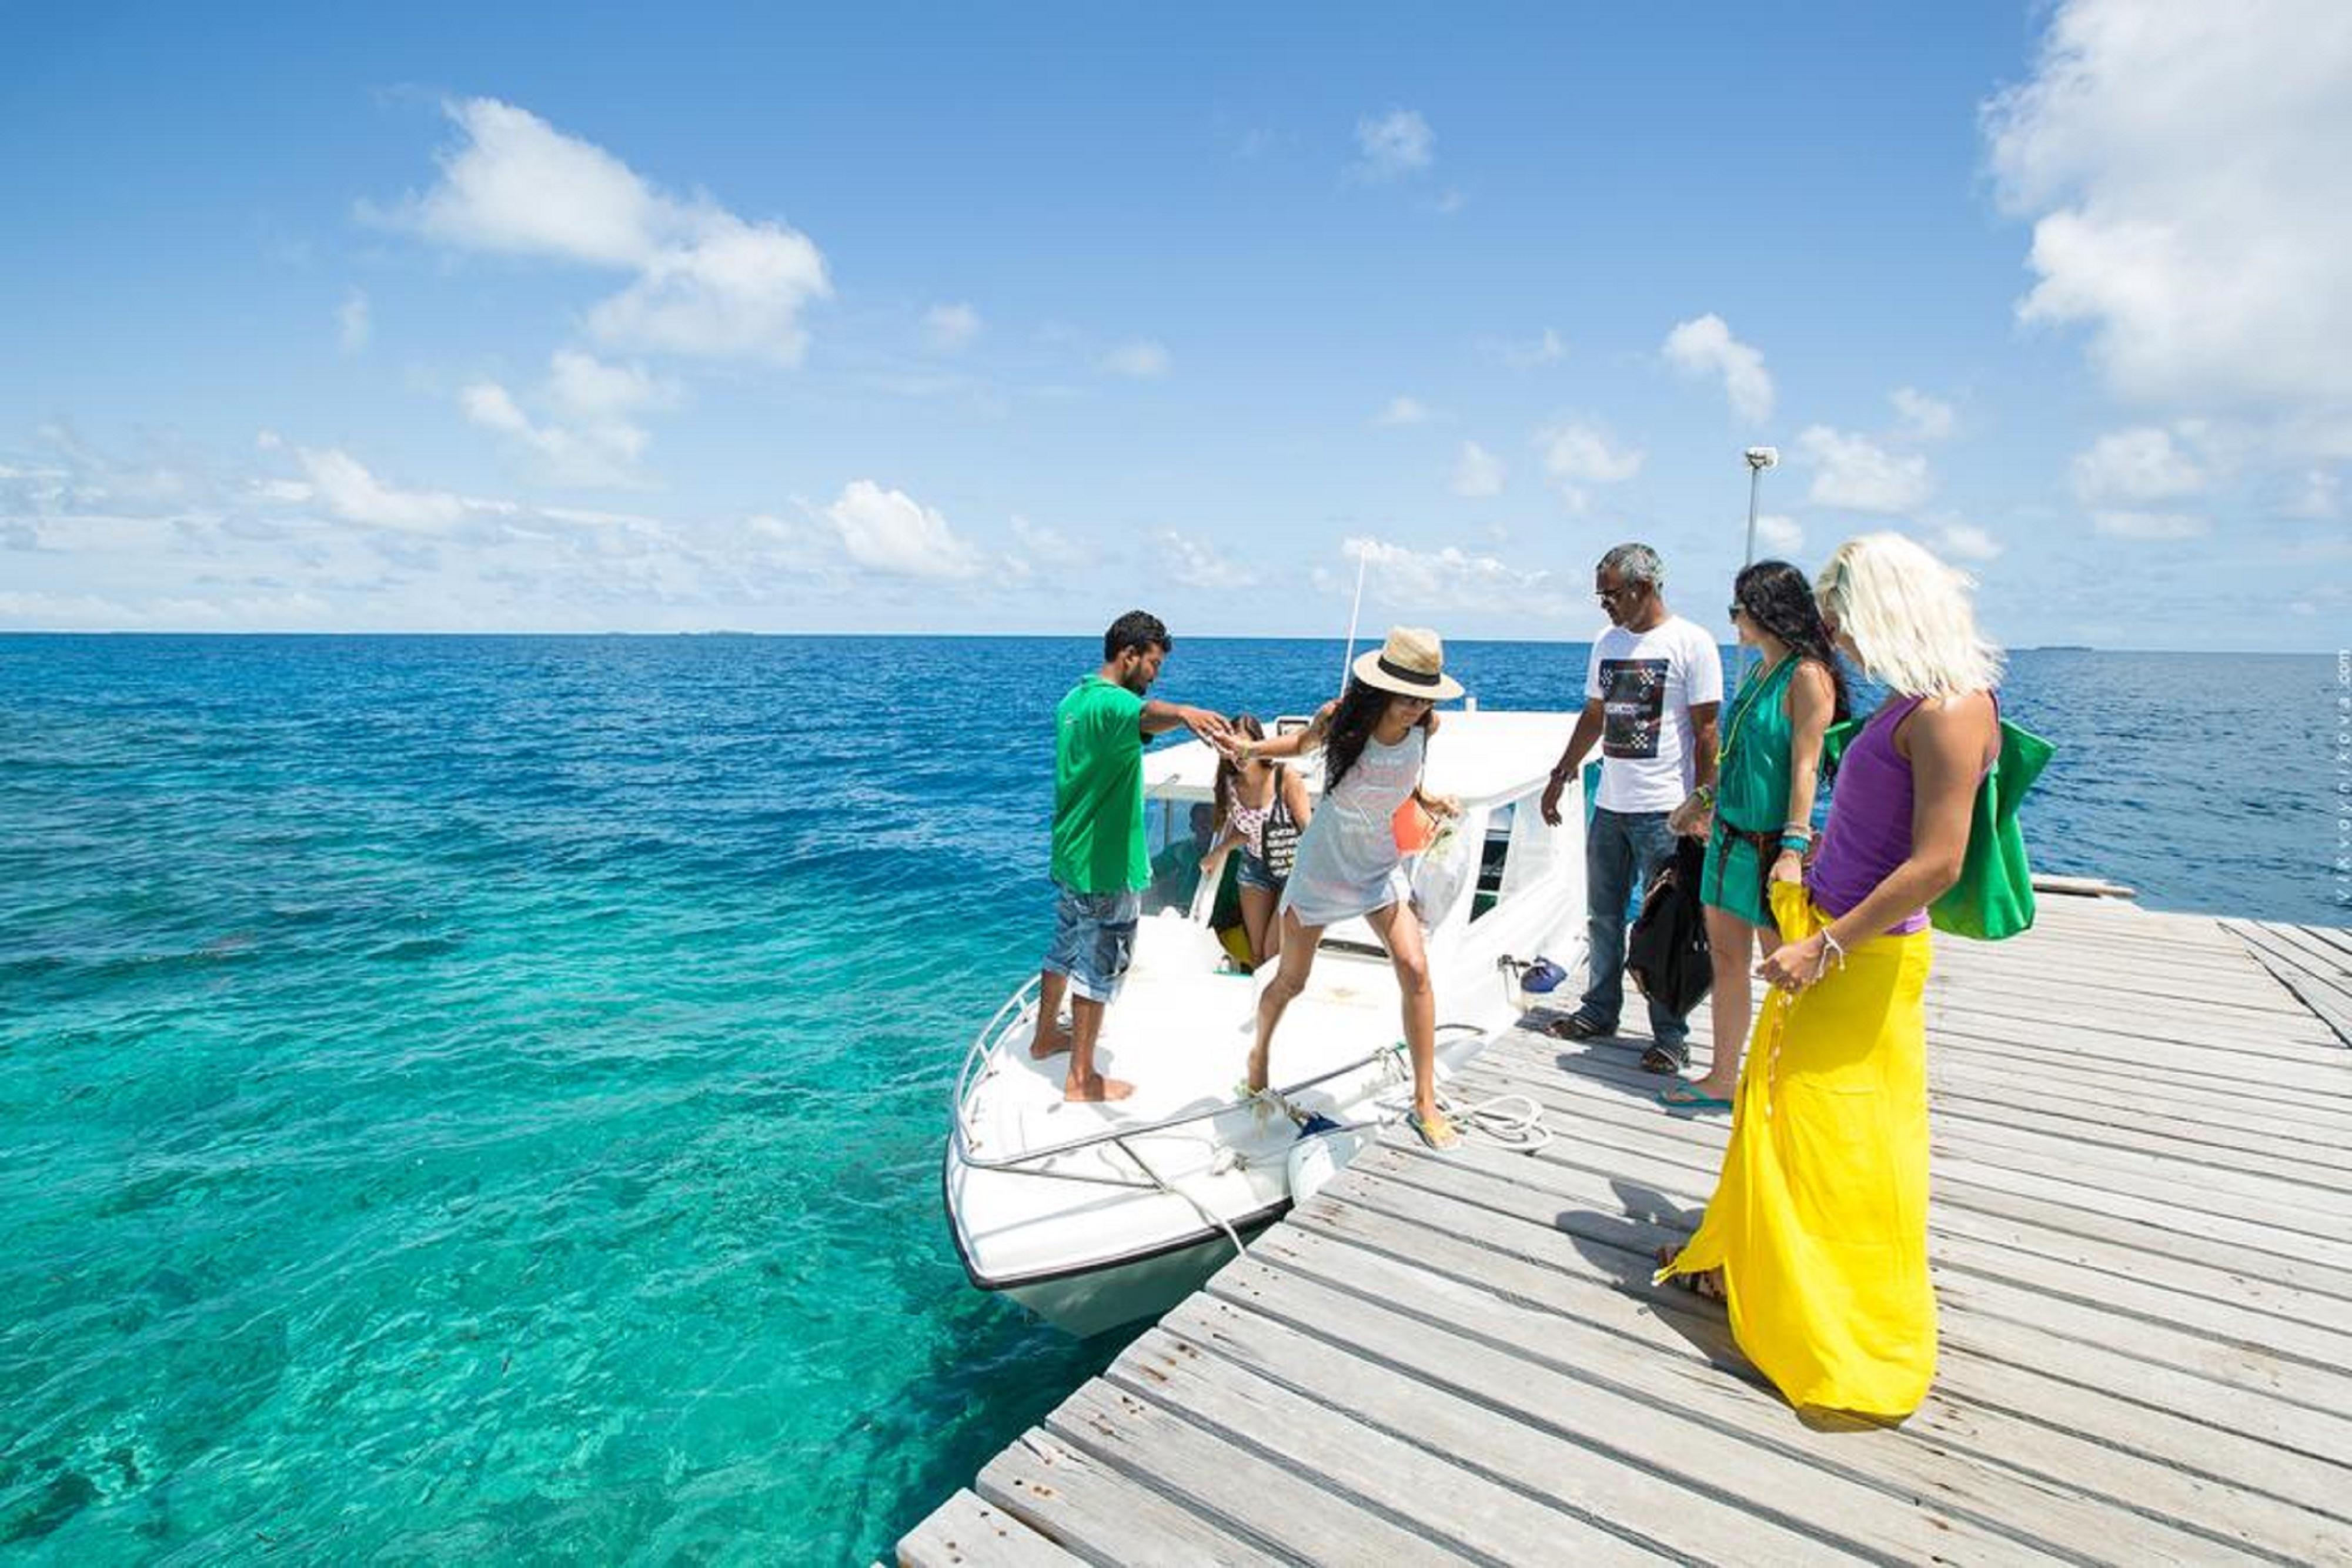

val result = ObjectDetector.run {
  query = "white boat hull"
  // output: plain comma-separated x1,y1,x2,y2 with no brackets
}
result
945,711,1593,1337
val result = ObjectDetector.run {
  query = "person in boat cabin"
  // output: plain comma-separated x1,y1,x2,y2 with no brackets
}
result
1657,559,1849,1112
1029,611,1233,1104
1657,533,2003,1421
1199,714,1315,968
1537,543,1725,1072
1237,627,1466,1150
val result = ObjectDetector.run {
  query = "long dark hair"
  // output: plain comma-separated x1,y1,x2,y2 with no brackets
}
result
1322,677,1432,794
1212,713,1268,834
1736,559,1850,723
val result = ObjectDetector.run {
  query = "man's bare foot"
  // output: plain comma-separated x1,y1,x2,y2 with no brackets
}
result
1244,1045,1269,1095
1064,1073,1134,1103
1028,1024,1071,1059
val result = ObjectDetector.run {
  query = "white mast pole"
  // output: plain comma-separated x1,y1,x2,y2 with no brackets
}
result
1338,543,1370,698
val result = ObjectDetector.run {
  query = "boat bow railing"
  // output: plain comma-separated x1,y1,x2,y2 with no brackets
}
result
949,982,1412,1175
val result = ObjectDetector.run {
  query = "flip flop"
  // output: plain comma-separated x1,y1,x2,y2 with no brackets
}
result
1655,1244,1726,1301
1639,1043,1688,1075
1656,1084,1733,1113
1542,1014,1611,1041
1406,1109,1459,1151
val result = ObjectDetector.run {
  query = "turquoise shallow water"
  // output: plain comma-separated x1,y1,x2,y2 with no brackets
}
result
0,635,2340,1561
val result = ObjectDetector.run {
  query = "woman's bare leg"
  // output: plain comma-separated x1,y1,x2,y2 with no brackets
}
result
1238,883,1277,967
1685,903,1756,1099
1250,908,1320,1093
1363,901,1439,1122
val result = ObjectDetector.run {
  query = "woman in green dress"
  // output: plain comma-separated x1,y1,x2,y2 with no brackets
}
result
1661,560,1847,1111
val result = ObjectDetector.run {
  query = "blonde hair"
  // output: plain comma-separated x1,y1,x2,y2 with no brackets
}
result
1814,532,2003,698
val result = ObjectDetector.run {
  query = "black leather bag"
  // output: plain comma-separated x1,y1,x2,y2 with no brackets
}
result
1626,836,1712,1016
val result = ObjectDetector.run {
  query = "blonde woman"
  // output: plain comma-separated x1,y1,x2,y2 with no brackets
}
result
1657,533,2002,1420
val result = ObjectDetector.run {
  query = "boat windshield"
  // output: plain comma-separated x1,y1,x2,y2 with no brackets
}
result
1140,795,1216,918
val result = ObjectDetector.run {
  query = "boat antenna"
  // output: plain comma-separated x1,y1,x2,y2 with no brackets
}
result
1337,541,1370,698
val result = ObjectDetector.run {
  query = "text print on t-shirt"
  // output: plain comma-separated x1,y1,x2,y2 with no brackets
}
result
1599,658,1669,758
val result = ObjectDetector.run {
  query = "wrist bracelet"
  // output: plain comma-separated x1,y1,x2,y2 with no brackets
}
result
1819,929,1848,971
1779,837,1808,854
1781,822,1813,839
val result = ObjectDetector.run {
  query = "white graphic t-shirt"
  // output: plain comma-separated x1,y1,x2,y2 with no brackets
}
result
1582,615,1725,813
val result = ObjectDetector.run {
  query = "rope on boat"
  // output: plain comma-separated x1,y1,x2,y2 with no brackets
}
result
1112,1135,1247,1261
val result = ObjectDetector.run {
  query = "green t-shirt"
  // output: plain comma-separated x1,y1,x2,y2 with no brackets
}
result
1050,674,1150,893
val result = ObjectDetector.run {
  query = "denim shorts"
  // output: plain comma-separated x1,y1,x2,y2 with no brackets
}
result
1235,847,1283,894
1043,882,1142,1004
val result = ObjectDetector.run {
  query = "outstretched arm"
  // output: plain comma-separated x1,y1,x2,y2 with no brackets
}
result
1141,700,1233,750
1235,700,1337,764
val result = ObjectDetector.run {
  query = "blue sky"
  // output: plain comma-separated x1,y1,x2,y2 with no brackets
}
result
2,1,2344,648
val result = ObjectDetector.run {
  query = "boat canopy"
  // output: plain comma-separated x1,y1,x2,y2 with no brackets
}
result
1141,709,1571,808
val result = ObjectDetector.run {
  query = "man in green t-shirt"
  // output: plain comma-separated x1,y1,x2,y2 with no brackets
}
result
1030,610,1231,1102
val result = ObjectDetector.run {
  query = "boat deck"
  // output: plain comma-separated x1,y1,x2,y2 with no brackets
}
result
900,894,2352,1565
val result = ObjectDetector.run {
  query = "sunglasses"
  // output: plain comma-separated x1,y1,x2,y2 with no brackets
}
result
1596,585,1643,604
1727,603,1745,620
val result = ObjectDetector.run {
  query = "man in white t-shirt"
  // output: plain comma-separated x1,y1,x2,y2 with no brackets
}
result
1538,543,1723,1069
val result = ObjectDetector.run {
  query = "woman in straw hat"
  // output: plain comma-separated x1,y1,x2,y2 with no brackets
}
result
1656,533,2001,1419
1230,627,1466,1149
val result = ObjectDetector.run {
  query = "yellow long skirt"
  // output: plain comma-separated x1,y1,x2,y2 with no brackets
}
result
1656,880,1937,1419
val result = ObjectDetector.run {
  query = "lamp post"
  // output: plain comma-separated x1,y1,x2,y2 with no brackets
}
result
1736,446,1778,687
1742,445,1778,568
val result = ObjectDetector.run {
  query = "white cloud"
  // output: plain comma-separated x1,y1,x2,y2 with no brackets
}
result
1984,0,2352,410
462,351,672,487
1796,425,1930,514
1376,396,1432,426
1157,530,1255,590
1011,516,1093,568
337,289,370,353
924,302,981,352
2283,468,2340,519
1754,514,1803,554
1491,327,1566,368
295,447,469,533
821,480,983,579
1932,520,2004,561
1336,536,1559,617
1535,421,1645,486
1352,109,1434,181
1101,339,1170,379
2070,426,2204,503
1890,387,1955,442
1451,442,1505,499
374,98,831,363
2093,510,2207,539
1661,314,1774,422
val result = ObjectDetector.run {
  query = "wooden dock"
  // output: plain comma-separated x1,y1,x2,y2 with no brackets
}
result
901,895,2352,1565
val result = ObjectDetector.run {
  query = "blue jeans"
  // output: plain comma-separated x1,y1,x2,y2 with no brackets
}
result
1043,882,1141,1005
1578,807,1689,1050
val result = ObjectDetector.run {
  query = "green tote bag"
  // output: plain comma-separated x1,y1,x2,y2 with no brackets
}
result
1820,707,2053,942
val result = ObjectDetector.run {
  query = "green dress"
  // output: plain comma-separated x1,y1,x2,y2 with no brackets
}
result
1700,654,1800,926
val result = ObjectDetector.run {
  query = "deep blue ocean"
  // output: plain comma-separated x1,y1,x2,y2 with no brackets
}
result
1,634,2340,1561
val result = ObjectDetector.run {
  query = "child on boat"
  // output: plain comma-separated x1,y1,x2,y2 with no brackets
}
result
1200,714,1314,968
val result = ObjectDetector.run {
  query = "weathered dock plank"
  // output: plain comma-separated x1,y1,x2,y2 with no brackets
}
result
904,901,2352,1566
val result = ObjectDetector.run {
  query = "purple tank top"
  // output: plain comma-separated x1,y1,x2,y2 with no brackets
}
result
1809,696,1932,935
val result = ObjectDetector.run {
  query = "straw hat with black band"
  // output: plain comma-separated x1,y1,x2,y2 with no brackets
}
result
1352,626,1465,701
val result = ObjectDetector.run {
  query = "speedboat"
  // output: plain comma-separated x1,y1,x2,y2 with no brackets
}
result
944,707,1592,1336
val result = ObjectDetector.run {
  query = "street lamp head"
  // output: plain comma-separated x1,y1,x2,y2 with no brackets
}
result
1745,446,1779,472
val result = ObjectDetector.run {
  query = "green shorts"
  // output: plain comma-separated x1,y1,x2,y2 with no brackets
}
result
1699,821,1776,928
